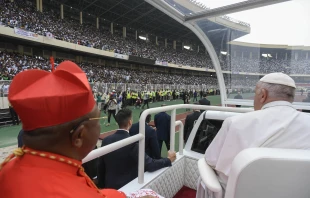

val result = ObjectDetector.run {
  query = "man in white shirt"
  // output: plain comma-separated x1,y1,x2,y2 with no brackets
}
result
197,73,310,198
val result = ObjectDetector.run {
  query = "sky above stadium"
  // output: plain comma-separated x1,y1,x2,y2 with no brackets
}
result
195,0,310,46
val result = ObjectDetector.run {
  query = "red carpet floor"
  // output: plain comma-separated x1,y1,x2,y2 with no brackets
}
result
173,186,196,198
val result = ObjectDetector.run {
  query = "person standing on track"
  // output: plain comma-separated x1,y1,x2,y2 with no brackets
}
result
199,93,211,113
142,91,150,109
193,90,198,102
8,100,19,126
106,95,117,126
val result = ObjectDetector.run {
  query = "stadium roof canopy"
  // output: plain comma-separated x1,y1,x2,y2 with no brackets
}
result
51,0,200,42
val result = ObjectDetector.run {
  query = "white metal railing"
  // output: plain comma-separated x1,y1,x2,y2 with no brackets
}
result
82,104,253,185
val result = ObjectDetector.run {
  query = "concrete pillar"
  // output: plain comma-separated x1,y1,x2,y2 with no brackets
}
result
135,30,138,40
36,0,40,11
80,12,83,24
39,0,43,12
198,45,200,52
52,51,56,59
165,38,167,48
155,36,158,45
96,17,99,29
111,23,114,34
17,45,23,55
182,42,184,50
123,27,126,38
60,4,64,19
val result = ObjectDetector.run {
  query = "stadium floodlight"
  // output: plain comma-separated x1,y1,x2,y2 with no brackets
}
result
268,54,272,58
262,54,268,57
221,51,227,55
184,46,191,50
139,36,147,40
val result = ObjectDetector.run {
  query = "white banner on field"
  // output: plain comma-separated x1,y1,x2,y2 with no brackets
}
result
114,53,128,60
14,27,39,39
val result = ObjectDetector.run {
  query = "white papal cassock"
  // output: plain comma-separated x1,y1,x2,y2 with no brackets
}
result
196,101,310,198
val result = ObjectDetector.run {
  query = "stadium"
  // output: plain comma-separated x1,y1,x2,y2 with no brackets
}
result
0,0,310,197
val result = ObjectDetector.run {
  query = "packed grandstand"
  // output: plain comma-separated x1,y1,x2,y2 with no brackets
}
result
1,0,310,77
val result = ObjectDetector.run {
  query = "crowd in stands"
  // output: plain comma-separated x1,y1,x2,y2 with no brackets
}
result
221,56,310,74
1,51,309,90
0,0,211,68
1,0,309,74
0,51,219,86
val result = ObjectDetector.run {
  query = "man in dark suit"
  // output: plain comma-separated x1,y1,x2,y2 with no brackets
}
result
234,92,243,108
97,109,176,189
129,111,161,159
200,90,203,100
199,93,211,113
154,105,171,151
184,104,201,143
17,129,24,148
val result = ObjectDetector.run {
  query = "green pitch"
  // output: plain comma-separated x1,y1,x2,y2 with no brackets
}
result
0,95,222,148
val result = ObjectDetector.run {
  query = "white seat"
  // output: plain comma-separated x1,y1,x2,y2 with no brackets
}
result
198,148,310,198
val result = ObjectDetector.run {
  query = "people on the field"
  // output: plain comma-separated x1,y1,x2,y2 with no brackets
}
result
129,111,161,159
199,93,211,112
106,95,117,126
97,109,176,189
134,97,142,109
154,104,171,151
193,90,198,102
8,100,19,126
0,61,126,198
141,91,150,109
184,103,201,143
197,73,310,198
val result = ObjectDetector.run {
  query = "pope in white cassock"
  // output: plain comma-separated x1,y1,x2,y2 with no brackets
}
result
196,73,310,198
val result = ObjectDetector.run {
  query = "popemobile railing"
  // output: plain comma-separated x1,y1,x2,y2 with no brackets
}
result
82,104,253,184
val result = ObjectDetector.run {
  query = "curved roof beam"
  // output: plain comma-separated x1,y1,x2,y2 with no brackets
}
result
185,0,291,22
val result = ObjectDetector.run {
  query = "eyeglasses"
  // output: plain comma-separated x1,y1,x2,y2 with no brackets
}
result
70,116,107,134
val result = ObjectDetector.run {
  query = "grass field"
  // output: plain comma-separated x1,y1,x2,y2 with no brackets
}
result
0,95,223,149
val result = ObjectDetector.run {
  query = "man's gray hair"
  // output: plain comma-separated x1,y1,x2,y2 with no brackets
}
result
257,81,295,101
